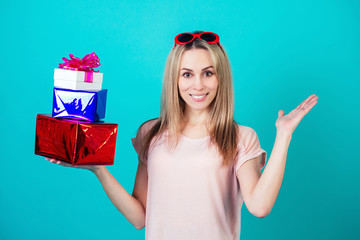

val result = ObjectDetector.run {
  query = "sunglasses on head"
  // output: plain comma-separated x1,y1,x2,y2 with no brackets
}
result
173,32,222,48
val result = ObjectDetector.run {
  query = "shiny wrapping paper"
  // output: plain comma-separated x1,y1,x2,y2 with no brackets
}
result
35,114,118,165
52,87,107,122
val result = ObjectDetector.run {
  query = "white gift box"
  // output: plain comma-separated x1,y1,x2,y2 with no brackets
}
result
54,68,103,91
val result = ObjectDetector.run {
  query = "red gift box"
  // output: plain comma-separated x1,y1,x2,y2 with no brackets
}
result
35,114,118,165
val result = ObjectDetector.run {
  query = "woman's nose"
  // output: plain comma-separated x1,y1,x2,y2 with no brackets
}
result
193,75,204,90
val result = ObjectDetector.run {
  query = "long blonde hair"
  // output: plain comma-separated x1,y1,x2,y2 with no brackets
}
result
139,31,239,167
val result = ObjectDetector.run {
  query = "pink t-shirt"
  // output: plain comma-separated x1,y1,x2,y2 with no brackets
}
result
131,120,267,240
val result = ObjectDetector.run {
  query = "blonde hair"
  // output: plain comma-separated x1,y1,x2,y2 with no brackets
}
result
139,31,239,167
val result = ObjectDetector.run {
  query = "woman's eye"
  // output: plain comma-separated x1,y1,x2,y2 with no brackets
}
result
183,72,191,78
204,71,213,77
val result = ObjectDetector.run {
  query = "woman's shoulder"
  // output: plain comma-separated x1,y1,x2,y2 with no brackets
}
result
236,123,255,132
235,124,259,145
137,118,159,136
140,118,158,129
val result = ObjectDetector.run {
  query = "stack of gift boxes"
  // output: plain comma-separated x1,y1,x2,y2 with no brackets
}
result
35,53,118,165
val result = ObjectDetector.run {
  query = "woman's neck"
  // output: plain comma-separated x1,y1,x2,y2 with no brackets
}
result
181,109,210,138
183,108,210,126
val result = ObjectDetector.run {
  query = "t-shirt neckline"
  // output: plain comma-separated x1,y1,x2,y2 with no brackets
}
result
180,133,210,141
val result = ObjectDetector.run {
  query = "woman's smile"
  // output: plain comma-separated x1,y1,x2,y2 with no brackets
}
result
189,93,209,102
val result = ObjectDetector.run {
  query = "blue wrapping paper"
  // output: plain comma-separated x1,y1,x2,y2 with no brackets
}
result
52,88,107,122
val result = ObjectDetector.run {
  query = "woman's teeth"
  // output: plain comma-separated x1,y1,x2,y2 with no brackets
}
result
190,93,208,102
191,94,207,99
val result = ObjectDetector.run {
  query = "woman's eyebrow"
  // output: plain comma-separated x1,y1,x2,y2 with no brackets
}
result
180,66,214,71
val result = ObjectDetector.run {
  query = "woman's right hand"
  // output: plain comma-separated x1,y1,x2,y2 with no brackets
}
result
45,157,105,174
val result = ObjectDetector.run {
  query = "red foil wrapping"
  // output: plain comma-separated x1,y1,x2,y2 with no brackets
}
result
35,114,118,165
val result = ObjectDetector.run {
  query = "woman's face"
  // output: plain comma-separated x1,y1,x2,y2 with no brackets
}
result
178,48,218,113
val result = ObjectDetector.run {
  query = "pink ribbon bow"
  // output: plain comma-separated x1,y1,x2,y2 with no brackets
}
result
59,52,100,83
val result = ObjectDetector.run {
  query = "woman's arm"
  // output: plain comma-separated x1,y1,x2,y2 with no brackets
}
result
93,163,147,229
237,129,291,218
237,94,318,218
46,158,147,229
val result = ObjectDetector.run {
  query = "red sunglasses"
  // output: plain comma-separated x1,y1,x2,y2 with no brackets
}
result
173,32,222,48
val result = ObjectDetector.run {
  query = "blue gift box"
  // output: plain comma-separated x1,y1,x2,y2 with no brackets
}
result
52,88,107,122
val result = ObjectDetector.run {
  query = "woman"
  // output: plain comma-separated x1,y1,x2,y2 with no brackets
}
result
47,31,318,239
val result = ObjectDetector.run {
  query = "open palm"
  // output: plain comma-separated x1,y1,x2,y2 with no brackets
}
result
45,157,103,173
275,94,318,133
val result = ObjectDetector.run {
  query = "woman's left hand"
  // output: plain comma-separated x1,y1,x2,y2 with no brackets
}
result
275,94,319,134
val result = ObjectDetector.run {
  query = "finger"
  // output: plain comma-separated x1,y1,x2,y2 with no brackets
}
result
302,96,317,114
296,94,316,109
304,95,318,107
55,160,76,168
45,157,59,163
303,95,318,106
278,110,284,118
47,158,70,166
49,159,57,163
302,98,318,114
297,94,317,109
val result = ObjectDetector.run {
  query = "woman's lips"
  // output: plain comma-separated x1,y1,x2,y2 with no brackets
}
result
190,93,209,102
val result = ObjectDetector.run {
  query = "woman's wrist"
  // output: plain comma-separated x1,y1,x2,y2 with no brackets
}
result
90,165,107,176
276,128,293,140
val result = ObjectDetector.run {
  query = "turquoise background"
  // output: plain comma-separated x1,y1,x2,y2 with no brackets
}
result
1,0,359,239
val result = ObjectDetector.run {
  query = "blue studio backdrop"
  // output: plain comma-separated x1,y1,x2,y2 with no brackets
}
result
1,0,359,239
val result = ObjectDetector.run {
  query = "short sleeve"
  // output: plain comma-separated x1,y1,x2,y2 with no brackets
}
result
131,119,157,166
131,137,140,155
235,126,267,172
